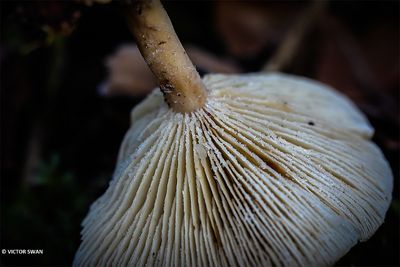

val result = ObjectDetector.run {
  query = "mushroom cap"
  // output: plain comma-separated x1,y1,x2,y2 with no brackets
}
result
74,73,393,267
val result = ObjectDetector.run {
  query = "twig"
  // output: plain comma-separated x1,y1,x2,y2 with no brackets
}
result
263,0,327,72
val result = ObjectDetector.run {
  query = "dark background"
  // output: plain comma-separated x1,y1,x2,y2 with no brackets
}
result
1,1,399,266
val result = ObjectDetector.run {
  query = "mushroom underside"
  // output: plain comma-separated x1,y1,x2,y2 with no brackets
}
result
74,73,392,267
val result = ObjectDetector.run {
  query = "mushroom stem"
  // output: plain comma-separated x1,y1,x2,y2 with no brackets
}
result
125,0,207,113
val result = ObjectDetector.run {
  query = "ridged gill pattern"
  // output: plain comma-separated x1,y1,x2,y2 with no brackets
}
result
74,73,392,267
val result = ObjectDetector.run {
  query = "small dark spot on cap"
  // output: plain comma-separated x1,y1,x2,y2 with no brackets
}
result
204,110,213,118
308,121,315,126
158,41,166,45
177,93,181,96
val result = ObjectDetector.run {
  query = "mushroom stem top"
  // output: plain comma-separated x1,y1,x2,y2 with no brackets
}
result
125,0,207,113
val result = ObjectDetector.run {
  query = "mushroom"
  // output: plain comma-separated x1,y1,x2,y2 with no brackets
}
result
73,1,393,266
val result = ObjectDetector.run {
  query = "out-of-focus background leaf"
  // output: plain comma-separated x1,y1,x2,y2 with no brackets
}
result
1,1,398,266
